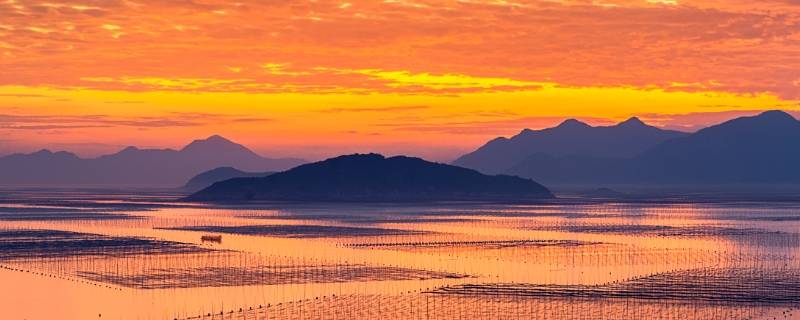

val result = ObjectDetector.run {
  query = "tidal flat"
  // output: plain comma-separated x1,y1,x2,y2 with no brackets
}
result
0,190,799,319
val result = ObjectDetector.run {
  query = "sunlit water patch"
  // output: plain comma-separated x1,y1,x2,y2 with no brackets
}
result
162,224,429,238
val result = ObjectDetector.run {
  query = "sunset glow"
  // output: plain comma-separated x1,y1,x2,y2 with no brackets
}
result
1,0,798,160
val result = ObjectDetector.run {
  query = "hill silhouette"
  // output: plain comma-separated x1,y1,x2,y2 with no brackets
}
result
453,117,686,174
187,153,554,202
505,110,800,186
632,110,800,183
183,167,273,192
0,135,304,187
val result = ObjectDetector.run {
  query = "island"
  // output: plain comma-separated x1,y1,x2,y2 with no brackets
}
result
186,153,554,202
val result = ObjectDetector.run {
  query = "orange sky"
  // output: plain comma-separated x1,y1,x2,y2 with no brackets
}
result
1,0,798,161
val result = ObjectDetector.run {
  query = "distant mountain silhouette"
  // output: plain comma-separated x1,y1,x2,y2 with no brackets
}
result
183,167,273,192
453,117,686,174
506,110,800,185
632,110,800,183
0,150,86,186
0,135,304,187
188,153,553,202
505,153,624,185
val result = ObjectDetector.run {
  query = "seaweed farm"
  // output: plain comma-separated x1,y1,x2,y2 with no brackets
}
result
1,191,800,319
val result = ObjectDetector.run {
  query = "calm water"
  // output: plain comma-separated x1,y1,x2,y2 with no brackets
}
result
1,190,799,319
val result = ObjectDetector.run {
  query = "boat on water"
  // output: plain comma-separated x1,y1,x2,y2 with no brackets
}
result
200,235,222,244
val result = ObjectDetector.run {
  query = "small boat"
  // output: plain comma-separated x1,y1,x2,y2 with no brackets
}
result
201,235,222,244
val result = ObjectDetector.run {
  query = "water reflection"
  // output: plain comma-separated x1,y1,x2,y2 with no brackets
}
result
0,190,798,319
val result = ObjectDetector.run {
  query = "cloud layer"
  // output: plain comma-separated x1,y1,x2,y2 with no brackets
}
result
0,0,798,160
1,0,798,97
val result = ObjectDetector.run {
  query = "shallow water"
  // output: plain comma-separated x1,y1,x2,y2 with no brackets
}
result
0,191,799,319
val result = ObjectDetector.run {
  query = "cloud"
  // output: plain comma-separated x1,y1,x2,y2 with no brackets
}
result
230,117,275,123
74,68,545,94
0,124,110,130
0,112,274,130
0,93,51,98
104,100,145,104
0,0,796,97
320,105,429,113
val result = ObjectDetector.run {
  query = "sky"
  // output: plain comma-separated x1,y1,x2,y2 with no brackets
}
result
1,0,798,161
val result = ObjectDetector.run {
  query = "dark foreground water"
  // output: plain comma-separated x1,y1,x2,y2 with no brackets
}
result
0,190,798,319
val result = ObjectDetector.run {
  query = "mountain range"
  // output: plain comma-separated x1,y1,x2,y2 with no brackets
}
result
188,153,553,202
453,117,687,174
0,135,304,187
458,110,800,187
3,110,799,190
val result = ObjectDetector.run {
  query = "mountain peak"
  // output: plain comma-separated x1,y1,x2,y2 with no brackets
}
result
705,110,799,133
556,118,590,129
27,149,78,159
327,153,386,163
618,116,646,128
206,134,229,141
200,134,233,144
755,110,797,122
181,135,239,152
32,149,53,155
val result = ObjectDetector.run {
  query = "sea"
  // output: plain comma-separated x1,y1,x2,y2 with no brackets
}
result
0,189,798,319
